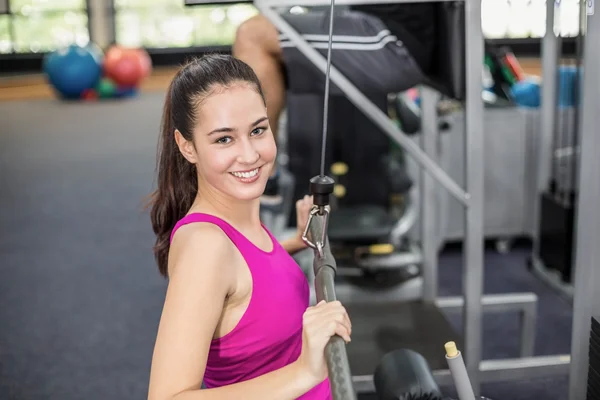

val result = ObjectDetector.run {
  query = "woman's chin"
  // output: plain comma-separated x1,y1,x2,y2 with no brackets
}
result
224,170,270,202
223,183,266,203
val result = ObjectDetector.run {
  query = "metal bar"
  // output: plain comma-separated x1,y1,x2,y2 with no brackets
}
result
568,0,586,212
462,0,484,395
420,86,439,302
552,2,564,204
255,4,470,207
352,354,571,394
435,293,537,313
436,293,537,358
533,0,559,248
308,212,357,400
568,7,600,399
434,355,571,386
532,0,559,248
519,298,537,358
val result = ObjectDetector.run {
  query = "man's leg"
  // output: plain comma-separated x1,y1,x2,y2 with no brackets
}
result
233,15,286,141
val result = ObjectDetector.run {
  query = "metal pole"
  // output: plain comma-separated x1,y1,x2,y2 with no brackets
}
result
568,7,600,400
532,0,559,251
420,86,440,302
567,0,586,210
308,213,357,400
462,0,484,395
541,0,559,194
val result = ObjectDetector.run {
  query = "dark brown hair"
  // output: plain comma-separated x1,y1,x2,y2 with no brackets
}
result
147,54,266,277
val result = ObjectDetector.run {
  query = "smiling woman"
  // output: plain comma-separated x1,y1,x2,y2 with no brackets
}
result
147,55,275,276
145,53,351,400
179,83,275,204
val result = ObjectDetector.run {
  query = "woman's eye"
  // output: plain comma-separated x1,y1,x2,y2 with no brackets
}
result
216,136,232,144
251,127,267,136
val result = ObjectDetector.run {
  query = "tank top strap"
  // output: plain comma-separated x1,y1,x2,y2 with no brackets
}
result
169,213,277,257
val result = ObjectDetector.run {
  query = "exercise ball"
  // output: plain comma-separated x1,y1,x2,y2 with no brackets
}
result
96,77,117,99
510,79,540,108
103,45,152,88
114,86,138,98
81,88,99,101
43,44,103,99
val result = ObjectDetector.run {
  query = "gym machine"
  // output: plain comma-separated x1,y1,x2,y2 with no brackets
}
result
296,2,599,399
250,0,568,396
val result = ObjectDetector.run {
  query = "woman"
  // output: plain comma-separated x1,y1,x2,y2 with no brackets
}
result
147,54,352,400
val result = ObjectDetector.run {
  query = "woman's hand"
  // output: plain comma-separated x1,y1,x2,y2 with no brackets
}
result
296,300,352,383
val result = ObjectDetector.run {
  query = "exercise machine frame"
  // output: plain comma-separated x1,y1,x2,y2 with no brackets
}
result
250,0,569,396
182,0,596,397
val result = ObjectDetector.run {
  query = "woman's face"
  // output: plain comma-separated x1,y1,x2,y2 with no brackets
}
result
188,83,277,203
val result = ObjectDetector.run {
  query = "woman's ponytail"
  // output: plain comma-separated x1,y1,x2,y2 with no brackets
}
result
148,82,197,277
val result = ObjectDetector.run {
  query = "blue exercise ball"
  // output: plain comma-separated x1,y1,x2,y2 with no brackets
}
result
510,79,541,108
43,44,104,100
114,85,138,99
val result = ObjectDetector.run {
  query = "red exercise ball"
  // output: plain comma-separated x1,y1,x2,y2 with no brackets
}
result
103,45,152,88
81,88,99,101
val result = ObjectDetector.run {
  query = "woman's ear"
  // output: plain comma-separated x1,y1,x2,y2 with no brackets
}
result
174,129,198,164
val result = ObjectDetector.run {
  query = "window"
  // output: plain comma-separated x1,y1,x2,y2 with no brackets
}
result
1,0,89,54
0,14,9,53
482,0,582,39
114,0,257,48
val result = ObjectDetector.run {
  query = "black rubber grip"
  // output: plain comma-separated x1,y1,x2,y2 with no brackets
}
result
310,175,335,208
309,213,356,400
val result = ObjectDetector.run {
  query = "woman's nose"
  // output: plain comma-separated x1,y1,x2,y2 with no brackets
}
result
237,139,260,164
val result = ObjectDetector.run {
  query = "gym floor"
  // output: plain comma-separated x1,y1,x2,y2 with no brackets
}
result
0,66,573,400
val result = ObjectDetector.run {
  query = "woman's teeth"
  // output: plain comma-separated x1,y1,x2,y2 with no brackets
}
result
231,168,259,178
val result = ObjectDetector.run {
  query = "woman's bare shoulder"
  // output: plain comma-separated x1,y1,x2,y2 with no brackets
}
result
168,222,235,280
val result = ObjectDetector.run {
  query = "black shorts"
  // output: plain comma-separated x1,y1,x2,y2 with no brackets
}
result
278,8,425,95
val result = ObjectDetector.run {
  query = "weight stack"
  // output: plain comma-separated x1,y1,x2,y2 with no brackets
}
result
537,105,578,284
588,317,600,399
537,191,576,283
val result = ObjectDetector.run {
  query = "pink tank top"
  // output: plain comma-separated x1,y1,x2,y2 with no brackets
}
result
170,213,331,399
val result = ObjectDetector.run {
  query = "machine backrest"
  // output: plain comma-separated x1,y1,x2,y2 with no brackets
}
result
423,1,466,101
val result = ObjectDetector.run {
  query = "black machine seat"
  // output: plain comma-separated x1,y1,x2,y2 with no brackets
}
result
423,2,466,101
374,349,443,400
328,205,396,243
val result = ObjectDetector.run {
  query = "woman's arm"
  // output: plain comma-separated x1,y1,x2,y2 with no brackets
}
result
172,362,317,400
280,195,312,256
147,223,319,400
280,235,308,256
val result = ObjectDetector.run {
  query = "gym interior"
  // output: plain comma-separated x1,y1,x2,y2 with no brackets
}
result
1,0,598,399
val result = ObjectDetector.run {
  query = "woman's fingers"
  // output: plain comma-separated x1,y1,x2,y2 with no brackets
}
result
305,301,352,340
335,324,352,343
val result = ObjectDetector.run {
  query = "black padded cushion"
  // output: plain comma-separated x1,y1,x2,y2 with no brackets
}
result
374,348,443,400
424,2,466,100
328,205,395,242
